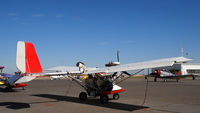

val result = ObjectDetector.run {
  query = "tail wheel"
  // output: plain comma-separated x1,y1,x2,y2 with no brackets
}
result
100,95,109,103
79,92,87,101
113,93,120,100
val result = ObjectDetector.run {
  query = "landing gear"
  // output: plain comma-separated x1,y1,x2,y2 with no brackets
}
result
79,92,87,101
100,95,109,103
192,75,196,80
5,86,14,92
145,76,148,80
154,77,157,82
113,93,120,100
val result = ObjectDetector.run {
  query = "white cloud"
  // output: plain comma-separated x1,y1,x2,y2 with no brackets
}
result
56,14,64,18
8,13,17,16
32,14,45,17
121,40,135,44
98,42,110,46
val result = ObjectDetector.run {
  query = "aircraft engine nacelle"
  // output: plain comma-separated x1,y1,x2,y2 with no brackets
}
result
76,62,86,73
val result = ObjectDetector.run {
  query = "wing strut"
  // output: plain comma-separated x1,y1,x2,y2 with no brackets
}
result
116,69,144,85
66,75,87,90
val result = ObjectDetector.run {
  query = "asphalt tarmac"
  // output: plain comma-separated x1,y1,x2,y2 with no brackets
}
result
0,78,200,113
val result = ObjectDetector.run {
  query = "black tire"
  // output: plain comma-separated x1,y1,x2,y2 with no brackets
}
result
100,95,109,103
113,93,120,100
79,92,87,101
154,77,157,82
5,87,14,92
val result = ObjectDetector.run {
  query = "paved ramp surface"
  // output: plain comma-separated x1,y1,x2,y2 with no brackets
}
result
0,78,200,113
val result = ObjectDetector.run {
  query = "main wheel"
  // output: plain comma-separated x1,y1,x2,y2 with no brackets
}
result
100,95,109,103
5,86,14,92
113,93,120,100
154,77,157,82
79,92,87,101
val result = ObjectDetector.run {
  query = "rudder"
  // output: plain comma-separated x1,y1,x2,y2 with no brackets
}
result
16,41,42,74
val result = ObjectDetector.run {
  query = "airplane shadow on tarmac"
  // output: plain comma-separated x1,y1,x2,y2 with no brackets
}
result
32,94,149,112
0,87,25,92
0,102,30,110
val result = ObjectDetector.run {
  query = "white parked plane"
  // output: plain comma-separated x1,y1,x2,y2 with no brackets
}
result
16,41,192,103
148,69,195,82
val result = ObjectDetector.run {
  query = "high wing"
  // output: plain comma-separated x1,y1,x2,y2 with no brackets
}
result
46,66,98,74
46,66,80,73
46,57,192,75
84,57,192,74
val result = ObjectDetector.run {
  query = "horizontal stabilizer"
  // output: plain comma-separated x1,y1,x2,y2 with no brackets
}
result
15,76,36,84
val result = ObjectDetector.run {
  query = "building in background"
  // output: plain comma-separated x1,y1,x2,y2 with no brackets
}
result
152,59,200,76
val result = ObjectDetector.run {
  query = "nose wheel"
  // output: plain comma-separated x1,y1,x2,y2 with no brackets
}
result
79,92,87,101
100,95,109,103
113,93,120,100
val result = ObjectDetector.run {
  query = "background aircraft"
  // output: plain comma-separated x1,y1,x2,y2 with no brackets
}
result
105,50,120,67
0,41,43,91
147,69,196,82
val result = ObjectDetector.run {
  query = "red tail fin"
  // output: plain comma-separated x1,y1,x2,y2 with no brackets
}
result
25,42,42,73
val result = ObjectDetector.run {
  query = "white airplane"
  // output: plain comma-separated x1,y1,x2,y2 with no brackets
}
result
148,69,195,82
14,41,192,103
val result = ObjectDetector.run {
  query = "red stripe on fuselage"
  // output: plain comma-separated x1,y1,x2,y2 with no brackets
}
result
100,88,125,95
13,83,28,88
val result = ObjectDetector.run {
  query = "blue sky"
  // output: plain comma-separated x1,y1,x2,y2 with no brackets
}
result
0,0,200,73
